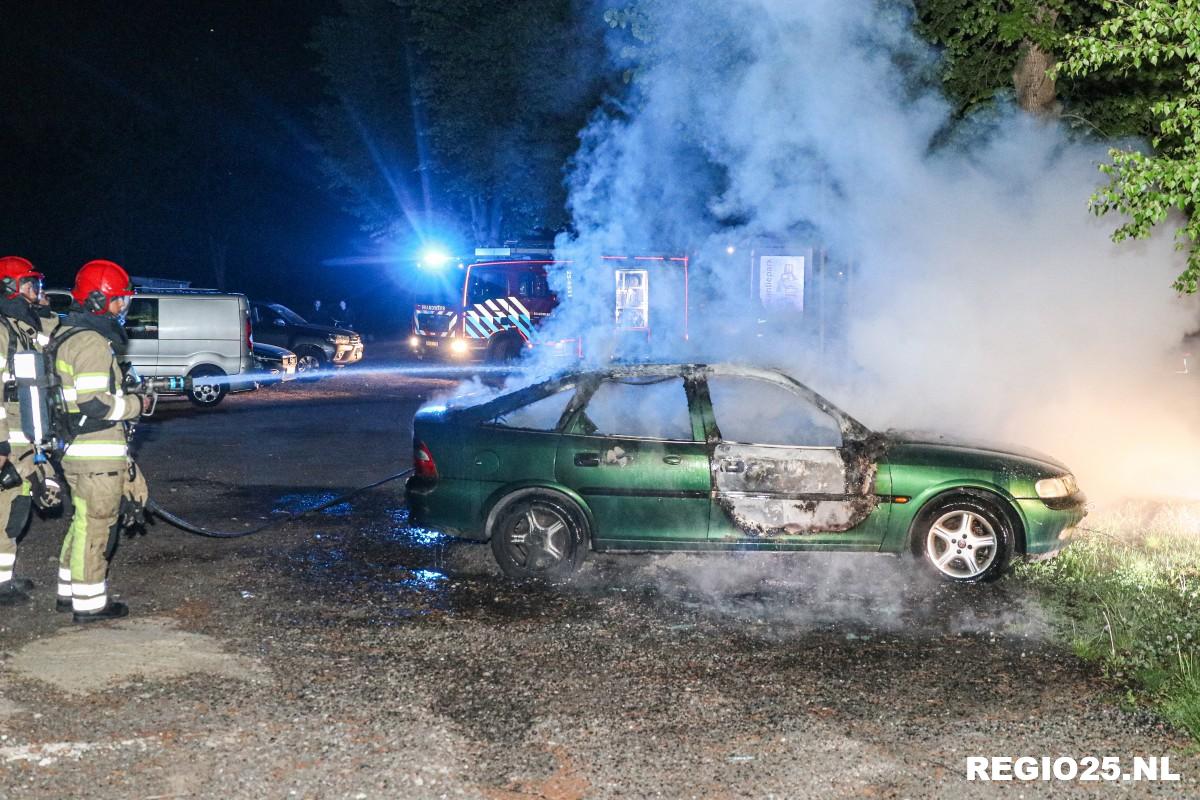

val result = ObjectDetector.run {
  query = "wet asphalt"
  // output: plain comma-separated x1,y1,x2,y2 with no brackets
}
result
0,355,1195,799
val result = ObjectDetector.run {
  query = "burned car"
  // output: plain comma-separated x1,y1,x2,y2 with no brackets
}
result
405,364,1086,582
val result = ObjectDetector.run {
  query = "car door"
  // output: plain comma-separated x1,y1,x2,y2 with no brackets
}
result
702,373,889,548
123,297,160,376
555,375,710,545
252,304,288,348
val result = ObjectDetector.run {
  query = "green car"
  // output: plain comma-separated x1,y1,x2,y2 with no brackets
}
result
405,363,1086,582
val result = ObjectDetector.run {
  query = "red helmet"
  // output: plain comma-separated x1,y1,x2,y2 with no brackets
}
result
72,259,134,314
0,256,44,299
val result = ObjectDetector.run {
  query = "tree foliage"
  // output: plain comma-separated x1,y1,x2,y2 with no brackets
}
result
312,0,609,247
1057,0,1200,293
915,0,1169,135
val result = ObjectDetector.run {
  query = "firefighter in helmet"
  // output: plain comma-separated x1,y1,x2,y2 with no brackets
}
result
56,260,149,621
0,256,58,606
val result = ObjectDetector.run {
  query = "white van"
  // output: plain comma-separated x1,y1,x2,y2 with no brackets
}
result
47,289,256,407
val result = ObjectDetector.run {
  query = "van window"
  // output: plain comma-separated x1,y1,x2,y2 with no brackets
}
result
125,298,159,340
467,269,509,305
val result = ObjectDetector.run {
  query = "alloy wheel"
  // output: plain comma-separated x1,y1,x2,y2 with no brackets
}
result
925,510,998,579
506,503,569,572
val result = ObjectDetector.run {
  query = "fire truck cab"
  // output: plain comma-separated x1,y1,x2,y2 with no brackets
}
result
410,248,560,363
409,247,690,364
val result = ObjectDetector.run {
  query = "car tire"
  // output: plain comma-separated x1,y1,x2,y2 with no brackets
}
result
295,346,325,382
911,494,1014,584
489,490,589,581
186,365,228,408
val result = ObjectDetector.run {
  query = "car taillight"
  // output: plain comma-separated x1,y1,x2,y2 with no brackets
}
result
245,317,253,351
414,439,438,480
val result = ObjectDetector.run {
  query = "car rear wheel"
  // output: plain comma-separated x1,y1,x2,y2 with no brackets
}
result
295,346,325,382
489,491,588,580
912,495,1014,583
187,365,228,408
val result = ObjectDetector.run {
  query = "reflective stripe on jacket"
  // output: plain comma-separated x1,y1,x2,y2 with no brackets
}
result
0,312,57,453
54,326,139,469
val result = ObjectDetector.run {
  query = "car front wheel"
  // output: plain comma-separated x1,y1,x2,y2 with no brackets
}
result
913,495,1014,583
489,491,588,580
295,346,325,381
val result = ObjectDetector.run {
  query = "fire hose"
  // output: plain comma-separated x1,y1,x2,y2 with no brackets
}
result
144,468,414,539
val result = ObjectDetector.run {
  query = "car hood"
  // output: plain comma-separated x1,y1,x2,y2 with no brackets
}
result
253,343,294,358
883,429,1071,474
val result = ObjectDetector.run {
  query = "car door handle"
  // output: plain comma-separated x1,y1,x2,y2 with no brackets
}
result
573,452,601,467
662,455,682,465
720,458,745,473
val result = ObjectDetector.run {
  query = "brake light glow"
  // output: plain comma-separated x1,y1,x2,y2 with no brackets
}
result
414,440,438,480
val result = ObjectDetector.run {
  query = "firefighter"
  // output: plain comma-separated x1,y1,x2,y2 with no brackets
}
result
0,256,56,606
55,260,146,621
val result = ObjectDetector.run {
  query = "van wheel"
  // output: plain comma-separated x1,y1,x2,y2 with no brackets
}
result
295,346,325,382
187,366,228,408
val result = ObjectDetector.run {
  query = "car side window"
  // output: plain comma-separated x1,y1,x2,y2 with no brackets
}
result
707,376,842,447
467,270,509,305
577,378,693,441
488,387,574,432
125,298,159,340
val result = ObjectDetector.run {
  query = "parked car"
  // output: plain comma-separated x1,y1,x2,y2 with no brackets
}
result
250,301,363,377
406,363,1086,583
251,342,298,385
47,288,256,407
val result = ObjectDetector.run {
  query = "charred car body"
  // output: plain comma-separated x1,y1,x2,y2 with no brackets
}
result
406,363,1087,583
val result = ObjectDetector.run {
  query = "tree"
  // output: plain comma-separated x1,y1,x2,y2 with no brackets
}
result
1056,0,1200,293
312,0,609,247
914,1,1171,136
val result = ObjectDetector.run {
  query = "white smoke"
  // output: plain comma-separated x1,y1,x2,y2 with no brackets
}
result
544,0,1200,507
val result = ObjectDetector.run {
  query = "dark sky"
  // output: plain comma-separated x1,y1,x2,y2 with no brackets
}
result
1,0,372,307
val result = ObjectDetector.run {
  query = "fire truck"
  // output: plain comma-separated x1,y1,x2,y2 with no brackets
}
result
408,247,690,363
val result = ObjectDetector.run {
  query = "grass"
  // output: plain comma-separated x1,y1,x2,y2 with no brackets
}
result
1015,500,1200,743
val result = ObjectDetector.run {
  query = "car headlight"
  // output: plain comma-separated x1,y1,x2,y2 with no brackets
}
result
1036,474,1078,499
408,335,420,349
328,334,351,345
449,339,469,355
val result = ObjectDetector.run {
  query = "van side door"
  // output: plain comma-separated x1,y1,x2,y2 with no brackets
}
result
123,298,160,376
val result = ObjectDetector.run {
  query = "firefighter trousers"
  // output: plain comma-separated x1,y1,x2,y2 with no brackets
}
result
60,466,125,612
0,447,35,587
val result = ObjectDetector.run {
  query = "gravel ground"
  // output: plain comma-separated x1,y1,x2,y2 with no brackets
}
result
0,358,1195,799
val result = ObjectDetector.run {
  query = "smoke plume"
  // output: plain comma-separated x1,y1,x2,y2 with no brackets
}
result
544,0,1200,507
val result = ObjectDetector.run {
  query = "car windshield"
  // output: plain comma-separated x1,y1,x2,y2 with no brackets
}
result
268,303,307,325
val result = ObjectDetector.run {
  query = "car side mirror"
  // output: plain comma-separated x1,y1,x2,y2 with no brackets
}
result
272,318,286,327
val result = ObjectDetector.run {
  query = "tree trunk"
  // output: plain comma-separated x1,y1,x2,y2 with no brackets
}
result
488,193,504,245
1013,8,1059,116
1013,42,1057,115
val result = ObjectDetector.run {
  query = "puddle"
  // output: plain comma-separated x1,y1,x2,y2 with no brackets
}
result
272,492,353,516
385,507,448,546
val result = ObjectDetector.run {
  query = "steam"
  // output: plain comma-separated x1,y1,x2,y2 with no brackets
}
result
544,0,1200,507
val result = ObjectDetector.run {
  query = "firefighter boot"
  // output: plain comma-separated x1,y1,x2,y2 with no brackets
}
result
0,582,31,605
73,600,128,623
